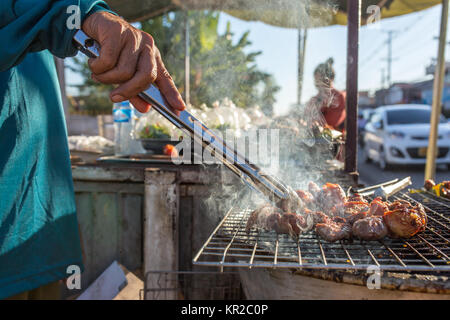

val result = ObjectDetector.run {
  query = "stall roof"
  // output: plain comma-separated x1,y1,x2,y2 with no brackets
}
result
106,0,441,27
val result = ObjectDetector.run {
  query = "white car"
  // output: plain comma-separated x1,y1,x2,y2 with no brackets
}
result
363,104,450,170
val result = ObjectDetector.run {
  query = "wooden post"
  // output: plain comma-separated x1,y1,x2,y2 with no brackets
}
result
185,12,191,106
425,0,449,181
344,0,361,177
143,169,179,299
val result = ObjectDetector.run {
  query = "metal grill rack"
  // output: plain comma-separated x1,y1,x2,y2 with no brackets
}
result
143,271,243,300
193,192,450,272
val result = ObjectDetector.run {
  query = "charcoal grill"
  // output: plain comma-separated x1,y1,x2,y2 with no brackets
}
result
193,191,450,272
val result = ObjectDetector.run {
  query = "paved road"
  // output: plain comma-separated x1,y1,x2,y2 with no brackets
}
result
357,149,449,189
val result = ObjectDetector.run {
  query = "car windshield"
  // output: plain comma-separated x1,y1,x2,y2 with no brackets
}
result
386,109,447,125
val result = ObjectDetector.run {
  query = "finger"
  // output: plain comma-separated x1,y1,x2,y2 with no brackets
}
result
130,96,152,113
93,36,141,84
89,37,123,74
154,54,186,112
110,46,157,101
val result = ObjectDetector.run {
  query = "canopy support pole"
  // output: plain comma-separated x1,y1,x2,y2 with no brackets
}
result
344,0,361,180
425,0,449,181
185,11,191,106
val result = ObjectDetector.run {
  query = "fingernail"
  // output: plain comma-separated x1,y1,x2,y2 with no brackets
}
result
111,95,126,102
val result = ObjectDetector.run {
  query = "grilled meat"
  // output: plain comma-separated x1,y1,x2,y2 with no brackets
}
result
246,204,280,233
246,204,311,237
317,183,347,212
247,183,428,243
425,180,450,199
368,197,389,216
316,217,352,242
352,216,388,241
383,201,427,238
424,179,435,191
347,193,368,204
281,212,309,237
295,190,315,206
308,181,321,198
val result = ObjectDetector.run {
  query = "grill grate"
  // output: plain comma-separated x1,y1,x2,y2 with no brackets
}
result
143,271,243,300
193,192,450,272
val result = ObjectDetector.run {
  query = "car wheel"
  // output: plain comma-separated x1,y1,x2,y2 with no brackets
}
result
378,149,390,170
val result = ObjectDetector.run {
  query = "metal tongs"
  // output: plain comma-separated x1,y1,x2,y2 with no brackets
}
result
73,30,301,210
354,177,412,200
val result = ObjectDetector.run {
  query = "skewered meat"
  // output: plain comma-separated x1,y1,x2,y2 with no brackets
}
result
368,197,389,216
424,179,450,199
352,216,388,241
316,217,352,242
383,201,427,238
424,179,435,191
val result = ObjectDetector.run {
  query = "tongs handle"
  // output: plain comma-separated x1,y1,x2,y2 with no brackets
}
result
73,30,290,203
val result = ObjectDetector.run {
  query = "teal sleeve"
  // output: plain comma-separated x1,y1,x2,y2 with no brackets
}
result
0,0,115,72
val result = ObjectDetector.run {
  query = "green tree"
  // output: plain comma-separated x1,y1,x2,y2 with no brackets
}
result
69,11,279,116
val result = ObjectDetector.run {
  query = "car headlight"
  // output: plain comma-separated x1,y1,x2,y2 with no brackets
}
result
388,131,405,139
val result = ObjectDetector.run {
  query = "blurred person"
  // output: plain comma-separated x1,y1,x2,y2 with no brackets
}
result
306,58,346,132
0,0,185,299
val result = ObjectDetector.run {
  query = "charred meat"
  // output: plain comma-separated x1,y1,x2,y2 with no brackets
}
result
352,216,388,241
383,201,427,238
368,197,389,216
247,182,428,242
317,183,347,212
316,217,352,242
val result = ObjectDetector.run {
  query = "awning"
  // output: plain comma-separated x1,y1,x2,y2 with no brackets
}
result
106,0,441,27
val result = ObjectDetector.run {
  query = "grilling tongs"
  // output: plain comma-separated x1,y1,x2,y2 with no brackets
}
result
73,30,301,210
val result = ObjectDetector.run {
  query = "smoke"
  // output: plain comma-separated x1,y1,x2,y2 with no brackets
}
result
194,0,345,220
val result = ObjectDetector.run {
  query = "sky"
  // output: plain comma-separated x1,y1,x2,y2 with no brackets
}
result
66,4,447,116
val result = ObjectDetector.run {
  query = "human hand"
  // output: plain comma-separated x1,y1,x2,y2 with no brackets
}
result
82,11,186,114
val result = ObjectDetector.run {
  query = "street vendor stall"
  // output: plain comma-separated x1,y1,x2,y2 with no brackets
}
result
65,0,450,300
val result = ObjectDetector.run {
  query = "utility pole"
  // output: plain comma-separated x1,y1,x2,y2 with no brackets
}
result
297,28,307,106
385,30,394,87
381,68,385,89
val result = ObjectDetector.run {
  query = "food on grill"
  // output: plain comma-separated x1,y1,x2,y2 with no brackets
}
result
368,197,389,216
308,181,321,198
424,179,450,200
246,182,428,242
424,179,436,191
316,217,352,242
316,183,347,212
245,204,282,233
295,190,314,205
384,201,427,238
352,216,388,241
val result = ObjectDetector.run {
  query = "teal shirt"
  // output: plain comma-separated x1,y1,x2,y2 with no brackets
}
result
0,0,113,299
